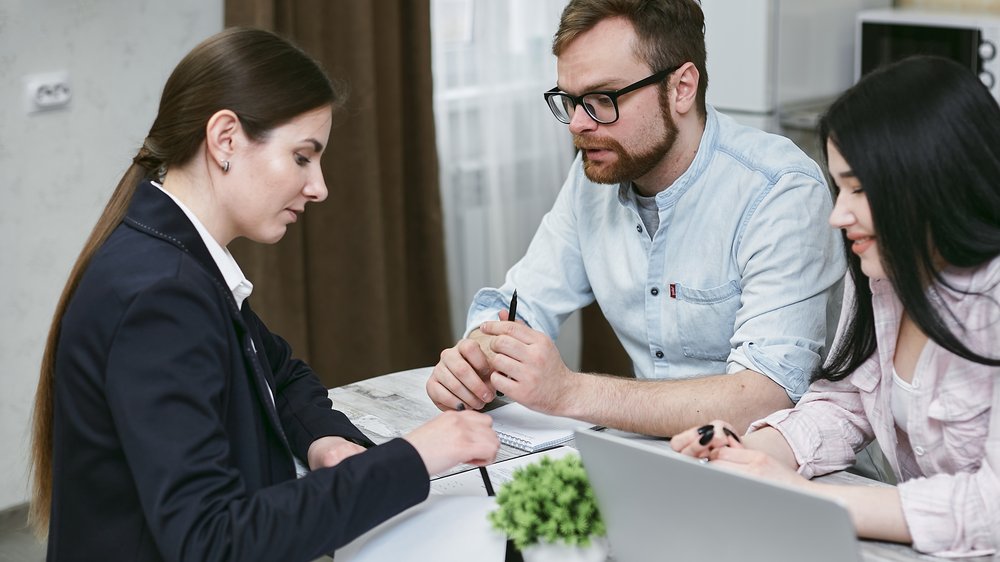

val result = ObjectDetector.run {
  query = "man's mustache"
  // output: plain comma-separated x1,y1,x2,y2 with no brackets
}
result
573,136,617,151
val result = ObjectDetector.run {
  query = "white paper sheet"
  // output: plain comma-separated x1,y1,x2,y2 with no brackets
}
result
334,495,506,562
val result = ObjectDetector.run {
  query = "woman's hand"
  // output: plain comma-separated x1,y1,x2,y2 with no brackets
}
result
307,435,367,470
670,419,744,459
707,446,811,489
404,409,500,475
672,421,811,490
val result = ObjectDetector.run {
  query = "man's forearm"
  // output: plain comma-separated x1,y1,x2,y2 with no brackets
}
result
558,369,794,436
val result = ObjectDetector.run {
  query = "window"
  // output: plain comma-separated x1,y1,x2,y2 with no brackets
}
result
431,0,574,339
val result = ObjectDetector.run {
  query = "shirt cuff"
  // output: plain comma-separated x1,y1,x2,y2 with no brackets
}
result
465,288,517,337
729,341,816,402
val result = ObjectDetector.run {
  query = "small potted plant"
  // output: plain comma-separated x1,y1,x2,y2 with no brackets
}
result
489,454,609,562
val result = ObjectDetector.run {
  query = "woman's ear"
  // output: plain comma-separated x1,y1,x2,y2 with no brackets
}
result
205,109,242,169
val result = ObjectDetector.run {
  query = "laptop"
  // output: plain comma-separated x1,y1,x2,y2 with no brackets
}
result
574,429,863,562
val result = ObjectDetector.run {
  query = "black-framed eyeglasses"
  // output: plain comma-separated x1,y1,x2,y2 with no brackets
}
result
544,65,681,125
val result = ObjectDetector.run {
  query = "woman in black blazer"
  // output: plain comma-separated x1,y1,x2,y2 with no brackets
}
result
29,28,499,562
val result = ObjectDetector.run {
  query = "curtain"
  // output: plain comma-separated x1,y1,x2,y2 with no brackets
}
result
224,1,451,387
430,0,576,341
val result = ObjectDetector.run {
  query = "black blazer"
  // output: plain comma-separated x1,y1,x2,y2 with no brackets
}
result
47,181,429,561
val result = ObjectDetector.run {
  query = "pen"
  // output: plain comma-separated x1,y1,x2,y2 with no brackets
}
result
456,403,496,496
507,289,517,322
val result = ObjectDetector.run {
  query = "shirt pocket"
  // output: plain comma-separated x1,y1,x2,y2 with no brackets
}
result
674,280,742,362
926,380,992,471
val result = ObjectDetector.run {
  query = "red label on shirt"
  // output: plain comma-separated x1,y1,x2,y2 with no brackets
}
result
669,283,676,298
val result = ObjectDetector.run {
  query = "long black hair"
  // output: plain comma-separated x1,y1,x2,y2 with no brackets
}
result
816,55,1000,382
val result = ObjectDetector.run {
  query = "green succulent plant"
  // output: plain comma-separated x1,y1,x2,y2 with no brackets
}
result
488,454,606,550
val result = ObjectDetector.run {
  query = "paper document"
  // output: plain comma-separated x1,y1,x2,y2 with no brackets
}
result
334,495,506,562
431,446,578,496
487,402,594,452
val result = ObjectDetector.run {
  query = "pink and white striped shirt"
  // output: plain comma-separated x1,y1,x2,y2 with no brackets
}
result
751,257,1000,557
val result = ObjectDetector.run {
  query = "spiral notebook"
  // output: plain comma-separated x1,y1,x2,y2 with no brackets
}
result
486,402,594,452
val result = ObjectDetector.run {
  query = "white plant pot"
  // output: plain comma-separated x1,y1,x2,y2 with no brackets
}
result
521,536,609,562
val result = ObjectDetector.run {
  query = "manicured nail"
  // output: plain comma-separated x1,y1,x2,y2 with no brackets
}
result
483,393,492,402
698,428,714,446
697,424,714,436
723,427,742,443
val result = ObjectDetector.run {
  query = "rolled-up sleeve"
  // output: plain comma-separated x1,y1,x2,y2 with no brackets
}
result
749,371,876,479
728,171,845,401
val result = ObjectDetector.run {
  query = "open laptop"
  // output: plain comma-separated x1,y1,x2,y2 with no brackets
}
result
574,429,862,562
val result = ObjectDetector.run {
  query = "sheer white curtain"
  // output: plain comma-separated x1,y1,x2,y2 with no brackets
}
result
431,0,575,346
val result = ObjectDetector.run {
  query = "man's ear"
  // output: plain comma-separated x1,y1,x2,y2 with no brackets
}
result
671,62,700,116
205,109,242,167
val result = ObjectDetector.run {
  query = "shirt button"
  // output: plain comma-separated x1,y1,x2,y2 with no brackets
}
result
913,446,925,456
650,287,659,296
636,224,643,233
655,350,664,359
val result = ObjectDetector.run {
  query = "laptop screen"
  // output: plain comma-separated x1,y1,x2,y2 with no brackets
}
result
574,429,862,562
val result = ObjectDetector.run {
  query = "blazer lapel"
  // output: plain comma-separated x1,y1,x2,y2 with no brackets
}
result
237,299,294,455
123,181,294,458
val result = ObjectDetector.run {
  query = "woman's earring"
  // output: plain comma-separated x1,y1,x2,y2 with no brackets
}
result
221,160,231,173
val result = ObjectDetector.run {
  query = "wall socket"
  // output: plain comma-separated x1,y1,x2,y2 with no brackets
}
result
24,71,72,114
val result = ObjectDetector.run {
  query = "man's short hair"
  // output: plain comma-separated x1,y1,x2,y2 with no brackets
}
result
553,0,708,115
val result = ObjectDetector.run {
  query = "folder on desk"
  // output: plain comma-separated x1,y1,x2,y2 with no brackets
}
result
487,402,594,452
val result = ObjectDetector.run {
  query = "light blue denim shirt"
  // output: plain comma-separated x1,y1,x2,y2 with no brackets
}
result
468,107,845,402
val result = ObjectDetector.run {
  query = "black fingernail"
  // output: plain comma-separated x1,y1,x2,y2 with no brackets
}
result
698,428,714,446
456,403,466,411
697,424,714,436
723,427,741,443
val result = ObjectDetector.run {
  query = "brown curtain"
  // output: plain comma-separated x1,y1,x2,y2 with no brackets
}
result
225,0,451,387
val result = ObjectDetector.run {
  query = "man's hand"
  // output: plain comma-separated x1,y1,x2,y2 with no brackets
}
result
426,310,517,411
427,336,496,411
479,319,576,416
306,436,367,470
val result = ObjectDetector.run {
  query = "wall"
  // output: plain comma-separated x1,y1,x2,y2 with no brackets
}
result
0,0,222,512
898,0,1000,10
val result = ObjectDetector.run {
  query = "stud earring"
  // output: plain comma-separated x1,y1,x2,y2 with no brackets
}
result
221,160,231,173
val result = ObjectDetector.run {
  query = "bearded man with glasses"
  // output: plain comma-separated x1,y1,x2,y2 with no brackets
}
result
428,0,846,439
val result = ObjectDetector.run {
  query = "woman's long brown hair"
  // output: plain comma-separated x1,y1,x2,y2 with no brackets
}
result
29,27,337,536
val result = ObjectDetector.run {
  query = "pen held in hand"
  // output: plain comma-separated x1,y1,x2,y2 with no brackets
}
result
456,402,496,496
507,289,517,322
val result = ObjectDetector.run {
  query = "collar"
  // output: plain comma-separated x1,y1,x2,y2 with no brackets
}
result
151,182,253,309
616,106,719,209
123,181,250,311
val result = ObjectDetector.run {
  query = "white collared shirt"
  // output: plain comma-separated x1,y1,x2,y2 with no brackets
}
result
152,182,254,310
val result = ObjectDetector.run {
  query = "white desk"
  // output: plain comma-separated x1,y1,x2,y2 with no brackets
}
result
329,367,994,562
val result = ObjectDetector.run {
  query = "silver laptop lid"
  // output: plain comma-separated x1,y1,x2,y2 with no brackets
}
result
574,429,862,562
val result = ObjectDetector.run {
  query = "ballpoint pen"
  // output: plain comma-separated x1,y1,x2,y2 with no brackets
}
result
508,289,517,322
456,403,496,496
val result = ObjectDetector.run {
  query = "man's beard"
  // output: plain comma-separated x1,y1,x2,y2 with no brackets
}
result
574,89,678,185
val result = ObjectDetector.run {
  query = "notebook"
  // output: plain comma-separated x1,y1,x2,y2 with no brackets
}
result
486,402,594,452
574,429,863,562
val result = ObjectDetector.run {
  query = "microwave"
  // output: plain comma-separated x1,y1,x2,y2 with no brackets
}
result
857,9,1000,101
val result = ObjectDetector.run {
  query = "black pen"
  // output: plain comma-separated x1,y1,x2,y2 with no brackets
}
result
456,403,496,496
507,289,517,322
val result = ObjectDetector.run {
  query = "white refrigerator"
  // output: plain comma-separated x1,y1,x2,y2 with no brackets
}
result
702,0,891,131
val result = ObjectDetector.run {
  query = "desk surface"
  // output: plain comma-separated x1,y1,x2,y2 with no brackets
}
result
328,367,992,562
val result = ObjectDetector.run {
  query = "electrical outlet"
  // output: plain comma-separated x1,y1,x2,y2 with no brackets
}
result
24,71,72,114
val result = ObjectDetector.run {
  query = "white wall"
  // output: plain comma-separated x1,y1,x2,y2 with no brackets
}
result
0,0,222,512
